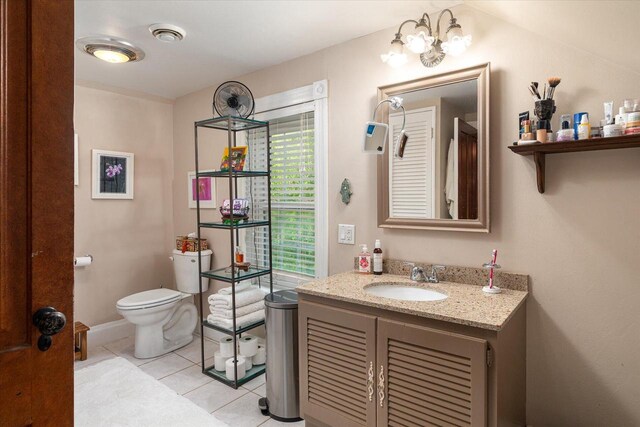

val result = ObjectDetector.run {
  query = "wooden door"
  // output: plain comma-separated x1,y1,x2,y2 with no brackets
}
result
299,300,377,427
0,0,75,425
455,118,478,220
377,318,487,427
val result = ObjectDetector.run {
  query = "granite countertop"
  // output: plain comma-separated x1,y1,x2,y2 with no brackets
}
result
297,272,528,331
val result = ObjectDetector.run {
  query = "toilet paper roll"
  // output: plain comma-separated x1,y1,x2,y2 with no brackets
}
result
214,351,227,372
220,337,235,358
252,345,266,365
239,335,258,357
244,355,253,370
225,356,246,381
74,256,92,267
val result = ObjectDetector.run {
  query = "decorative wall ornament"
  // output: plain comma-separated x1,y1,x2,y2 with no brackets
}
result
340,178,353,204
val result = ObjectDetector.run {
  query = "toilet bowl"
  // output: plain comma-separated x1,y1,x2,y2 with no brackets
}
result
116,249,212,359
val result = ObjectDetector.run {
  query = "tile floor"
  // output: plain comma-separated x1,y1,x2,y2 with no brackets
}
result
75,336,304,427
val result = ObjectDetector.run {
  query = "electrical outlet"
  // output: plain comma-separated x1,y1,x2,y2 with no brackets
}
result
338,224,355,245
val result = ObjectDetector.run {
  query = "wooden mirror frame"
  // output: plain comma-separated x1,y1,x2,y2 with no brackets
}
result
377,63,490,233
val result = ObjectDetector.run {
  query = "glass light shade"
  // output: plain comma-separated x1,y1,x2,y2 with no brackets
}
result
441,26,471,57
380,51,408,68
380,39,407,67
406,30,434,54
92,49,131,63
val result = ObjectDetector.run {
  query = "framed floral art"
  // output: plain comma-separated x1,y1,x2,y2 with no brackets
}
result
92,149,134,199
188,170,216,208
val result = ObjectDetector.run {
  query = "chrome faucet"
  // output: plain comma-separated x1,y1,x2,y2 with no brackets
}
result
404,263,446,283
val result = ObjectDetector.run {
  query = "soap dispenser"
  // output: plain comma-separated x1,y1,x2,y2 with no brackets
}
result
357,244,371,274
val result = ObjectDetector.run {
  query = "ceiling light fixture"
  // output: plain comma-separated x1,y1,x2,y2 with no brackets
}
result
149,24,186,43
381,9,471,68
76,37,145,64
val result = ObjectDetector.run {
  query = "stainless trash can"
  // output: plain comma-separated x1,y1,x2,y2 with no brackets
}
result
260,289,302,422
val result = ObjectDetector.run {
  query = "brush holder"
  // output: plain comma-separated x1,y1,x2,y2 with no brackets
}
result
482,262,502,294
534,99,556,121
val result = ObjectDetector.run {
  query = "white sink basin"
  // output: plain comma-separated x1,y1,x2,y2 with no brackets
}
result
364,283,447,302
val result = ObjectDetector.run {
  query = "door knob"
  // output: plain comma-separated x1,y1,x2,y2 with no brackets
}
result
32,307,67,351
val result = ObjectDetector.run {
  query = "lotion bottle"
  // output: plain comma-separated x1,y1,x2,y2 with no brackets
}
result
358,244,371,274
373,240,383,275
577,114,591,140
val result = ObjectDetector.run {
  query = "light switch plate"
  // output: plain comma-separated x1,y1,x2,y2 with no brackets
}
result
338,224,355,245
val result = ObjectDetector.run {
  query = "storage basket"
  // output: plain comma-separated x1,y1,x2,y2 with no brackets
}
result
176,236,209,252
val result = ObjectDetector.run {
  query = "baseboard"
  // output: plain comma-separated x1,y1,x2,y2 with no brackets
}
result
88,318,135,347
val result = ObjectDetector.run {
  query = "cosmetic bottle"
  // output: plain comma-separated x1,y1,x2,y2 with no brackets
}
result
373,240,383,275
615,107,627,127
357,244,371,274
573,112,587,139
577,114,591,140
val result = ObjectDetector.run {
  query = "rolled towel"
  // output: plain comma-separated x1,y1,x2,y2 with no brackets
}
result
218,283,250,295
208,288,265,308
210,300,264,318
207,310,265,329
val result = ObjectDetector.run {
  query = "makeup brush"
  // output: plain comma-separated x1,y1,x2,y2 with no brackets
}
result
543,82,547,100
531,82,541,99
529,82,540,99
547,77,561,100
528,86,538,101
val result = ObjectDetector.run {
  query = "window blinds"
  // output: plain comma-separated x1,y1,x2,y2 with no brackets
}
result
245,111,316,288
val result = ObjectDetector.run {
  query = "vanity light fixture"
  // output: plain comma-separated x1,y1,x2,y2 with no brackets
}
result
381,9,471,68
76,36,145,64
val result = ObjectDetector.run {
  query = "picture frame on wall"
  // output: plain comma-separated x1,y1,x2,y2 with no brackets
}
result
188,170,216,208
92,149,134,199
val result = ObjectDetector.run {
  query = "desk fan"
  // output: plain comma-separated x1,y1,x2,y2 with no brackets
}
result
212,81,255,118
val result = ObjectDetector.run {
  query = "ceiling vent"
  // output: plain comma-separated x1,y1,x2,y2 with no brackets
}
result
149,24,186,43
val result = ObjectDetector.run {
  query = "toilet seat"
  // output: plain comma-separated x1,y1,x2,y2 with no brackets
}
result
117,288,183,311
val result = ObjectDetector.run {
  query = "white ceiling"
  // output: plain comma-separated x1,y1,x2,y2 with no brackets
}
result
75,0,461,99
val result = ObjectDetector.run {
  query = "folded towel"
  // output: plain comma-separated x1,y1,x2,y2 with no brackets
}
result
209,300,264,318
207,288,264,308
207,310,265,329
218,283,250,295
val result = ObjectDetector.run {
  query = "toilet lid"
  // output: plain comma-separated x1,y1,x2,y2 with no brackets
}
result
116,288,183,310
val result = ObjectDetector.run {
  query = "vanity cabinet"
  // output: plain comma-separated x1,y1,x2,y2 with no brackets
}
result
377,318,487,426
299,295,526,427
299,301,377,427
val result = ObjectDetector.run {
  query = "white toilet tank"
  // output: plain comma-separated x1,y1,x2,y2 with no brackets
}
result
172,249,212,294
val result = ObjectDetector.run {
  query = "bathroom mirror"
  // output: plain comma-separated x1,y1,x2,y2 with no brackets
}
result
377,63,490,232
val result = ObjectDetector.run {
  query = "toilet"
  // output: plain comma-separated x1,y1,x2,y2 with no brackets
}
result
116,249,212,359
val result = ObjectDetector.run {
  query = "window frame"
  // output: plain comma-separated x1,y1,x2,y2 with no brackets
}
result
249,81,329,288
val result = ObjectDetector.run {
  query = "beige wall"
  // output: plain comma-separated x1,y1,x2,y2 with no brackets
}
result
74,86,175,326
171,5,640,424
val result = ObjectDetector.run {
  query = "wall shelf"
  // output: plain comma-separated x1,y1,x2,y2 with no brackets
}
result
508,134,640,193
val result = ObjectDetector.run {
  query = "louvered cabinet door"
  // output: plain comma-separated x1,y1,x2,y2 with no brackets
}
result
377,319,487,427
299,300,377,427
